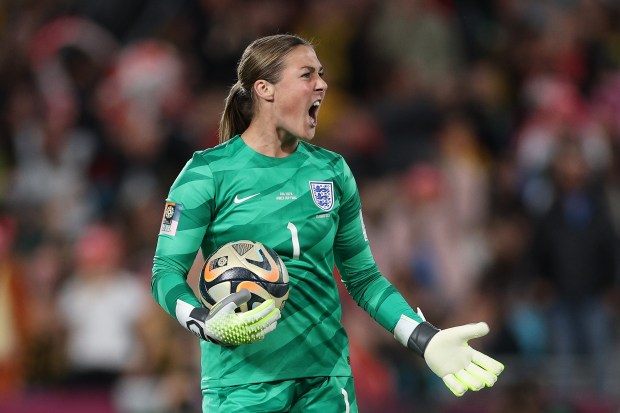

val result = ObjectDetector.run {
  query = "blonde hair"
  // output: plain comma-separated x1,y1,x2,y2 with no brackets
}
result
218,34,313,143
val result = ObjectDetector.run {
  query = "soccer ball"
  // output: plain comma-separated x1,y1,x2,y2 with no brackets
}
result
199,240,289,312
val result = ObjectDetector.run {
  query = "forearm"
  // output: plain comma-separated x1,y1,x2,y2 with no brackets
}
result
342,266,421,332
343,265,504,397
151,257,201,318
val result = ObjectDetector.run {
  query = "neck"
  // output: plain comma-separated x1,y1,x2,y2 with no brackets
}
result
241,128,298,158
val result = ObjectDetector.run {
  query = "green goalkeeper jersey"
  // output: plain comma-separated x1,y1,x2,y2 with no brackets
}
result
152,135,421,388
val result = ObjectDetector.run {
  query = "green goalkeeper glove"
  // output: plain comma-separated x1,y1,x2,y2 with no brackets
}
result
176,289,280,346
395,310,504,397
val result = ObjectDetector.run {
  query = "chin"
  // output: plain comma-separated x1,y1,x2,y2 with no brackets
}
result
302,126,317,141
282,123,317,141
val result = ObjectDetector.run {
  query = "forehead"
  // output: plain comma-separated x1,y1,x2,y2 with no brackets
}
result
282,45,321,70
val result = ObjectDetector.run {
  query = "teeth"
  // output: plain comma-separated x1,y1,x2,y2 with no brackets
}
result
312,101,320,107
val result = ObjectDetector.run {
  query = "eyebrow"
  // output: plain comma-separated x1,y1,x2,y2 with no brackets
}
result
301,65,324,74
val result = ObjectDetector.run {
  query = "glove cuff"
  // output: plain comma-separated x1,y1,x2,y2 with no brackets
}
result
176,299,211,341
407,321,440,357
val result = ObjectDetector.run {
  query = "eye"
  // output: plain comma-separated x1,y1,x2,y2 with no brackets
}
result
301,72,311,78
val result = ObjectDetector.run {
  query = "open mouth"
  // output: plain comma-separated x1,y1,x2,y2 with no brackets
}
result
308,100,320,127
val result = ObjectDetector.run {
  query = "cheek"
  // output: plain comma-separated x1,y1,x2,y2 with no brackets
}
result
277,92,304,120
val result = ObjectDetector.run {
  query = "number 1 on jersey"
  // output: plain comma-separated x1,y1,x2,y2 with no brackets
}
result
287,222,300,259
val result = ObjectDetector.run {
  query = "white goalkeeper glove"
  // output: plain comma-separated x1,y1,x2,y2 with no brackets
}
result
395,310,504,397
175,289,280,346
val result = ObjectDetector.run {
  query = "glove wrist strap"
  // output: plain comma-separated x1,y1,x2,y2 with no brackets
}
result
407,321,440,357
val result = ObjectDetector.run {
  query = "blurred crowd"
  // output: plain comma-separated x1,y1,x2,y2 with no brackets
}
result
1,0,620,412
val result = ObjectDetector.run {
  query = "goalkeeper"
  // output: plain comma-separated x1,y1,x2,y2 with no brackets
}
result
152,34,504,412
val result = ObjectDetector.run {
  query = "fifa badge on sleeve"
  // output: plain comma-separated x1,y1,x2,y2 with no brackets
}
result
160,202,183,236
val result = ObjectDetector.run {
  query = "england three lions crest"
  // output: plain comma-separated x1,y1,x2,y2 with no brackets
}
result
309,181,334,211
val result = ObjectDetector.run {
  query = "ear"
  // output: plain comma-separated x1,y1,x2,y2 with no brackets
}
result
254,79,274,102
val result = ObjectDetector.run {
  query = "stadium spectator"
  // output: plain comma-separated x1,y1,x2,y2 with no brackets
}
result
529,136,618,400
56,223,149,390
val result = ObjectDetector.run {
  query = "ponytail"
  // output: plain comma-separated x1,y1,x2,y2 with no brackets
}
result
218,81,253,143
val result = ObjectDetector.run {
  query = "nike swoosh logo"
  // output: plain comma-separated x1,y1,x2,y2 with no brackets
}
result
233,193,260,204
246,248,269,268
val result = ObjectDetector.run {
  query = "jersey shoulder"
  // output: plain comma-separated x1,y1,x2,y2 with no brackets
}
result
299,141,347,170
194,138,238,161
189,137,243,170
170,140,239,191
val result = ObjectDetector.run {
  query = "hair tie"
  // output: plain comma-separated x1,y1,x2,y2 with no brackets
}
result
235,81,248,97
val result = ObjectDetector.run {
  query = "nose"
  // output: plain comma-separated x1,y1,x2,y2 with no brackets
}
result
316,76,328,92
